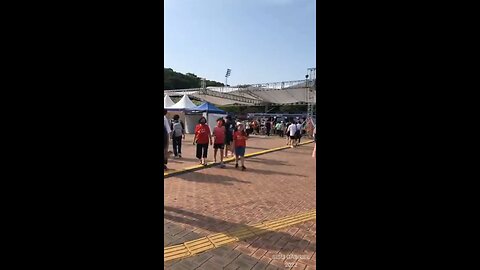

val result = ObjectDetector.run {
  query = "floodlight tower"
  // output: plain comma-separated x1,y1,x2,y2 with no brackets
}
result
201,78,206,94
306,68,316,120
225,69,231,89
305,74,310,118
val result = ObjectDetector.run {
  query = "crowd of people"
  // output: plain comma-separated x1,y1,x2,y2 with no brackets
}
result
239,118,312,138
163,110,249,171
163,109,316,171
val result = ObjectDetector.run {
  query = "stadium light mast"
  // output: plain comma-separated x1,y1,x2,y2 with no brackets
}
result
306,67,316,125
305,74,309,118
201,78,206,94
225,69,231,88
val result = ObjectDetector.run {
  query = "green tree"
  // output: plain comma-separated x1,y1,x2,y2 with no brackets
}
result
164,68,224,89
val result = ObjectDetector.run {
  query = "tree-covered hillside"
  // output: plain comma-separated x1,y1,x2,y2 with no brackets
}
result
164,68,224,89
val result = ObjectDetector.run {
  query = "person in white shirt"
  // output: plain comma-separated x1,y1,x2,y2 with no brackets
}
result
286,122,297,148
164,109,171,170
164,110,171,135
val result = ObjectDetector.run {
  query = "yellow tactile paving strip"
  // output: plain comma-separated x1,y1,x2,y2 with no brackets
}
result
164,140,314,178
164,209,316,262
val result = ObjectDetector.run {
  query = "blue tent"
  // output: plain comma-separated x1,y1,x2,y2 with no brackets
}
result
188,102,225,114
187,102,227,132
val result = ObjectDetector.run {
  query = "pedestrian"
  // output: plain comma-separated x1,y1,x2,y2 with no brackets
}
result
301,119,307,136
275,121,281,137
277,121,284,137
224,115,235,158
233,122,248,171
170,114,185,158
246,121,252,136
286,121,297,148
193,116,212,165
285,122,291,145
305,118,314,139
212,117,226,168
312,126,316,158
265,119,271,136
296,121,303,145
163,109,171,170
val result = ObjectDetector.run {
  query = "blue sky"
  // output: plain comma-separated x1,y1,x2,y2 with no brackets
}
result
164,0,316,85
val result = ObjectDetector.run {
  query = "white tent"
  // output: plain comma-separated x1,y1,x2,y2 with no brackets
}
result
166,94,196,110
164,95,201,134
164,94,175,108
204,112,227,134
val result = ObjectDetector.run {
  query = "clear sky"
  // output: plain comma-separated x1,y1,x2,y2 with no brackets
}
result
164,0,316,86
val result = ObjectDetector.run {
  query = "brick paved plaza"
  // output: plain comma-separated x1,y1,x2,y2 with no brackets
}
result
164,134,317,269
165,134,312,171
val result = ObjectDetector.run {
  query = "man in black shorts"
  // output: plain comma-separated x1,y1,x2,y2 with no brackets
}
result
224,116,234,158
286,121,297,147
214,143,225,150
213,142,225,167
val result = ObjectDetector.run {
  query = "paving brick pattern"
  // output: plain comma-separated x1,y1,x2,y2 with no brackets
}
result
164,220,316,270
165,134,309,171
164,135,316,269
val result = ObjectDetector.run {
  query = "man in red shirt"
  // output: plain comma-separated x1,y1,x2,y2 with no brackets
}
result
193,116,212,165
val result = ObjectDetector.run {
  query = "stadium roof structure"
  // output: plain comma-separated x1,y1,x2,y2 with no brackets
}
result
164,79,316,107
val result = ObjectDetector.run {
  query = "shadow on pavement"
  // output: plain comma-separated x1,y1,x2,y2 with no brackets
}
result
244,167,307,178
164,206,315,252
247,136,277,140
168,156,201,163
245,146,271,151
175,171,251,185
246,157,292,166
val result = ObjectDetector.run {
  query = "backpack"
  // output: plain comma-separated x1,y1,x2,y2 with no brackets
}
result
172,121,184,137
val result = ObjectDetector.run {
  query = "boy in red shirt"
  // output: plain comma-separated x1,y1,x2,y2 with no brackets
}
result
193,116,212,165
233,122,248,171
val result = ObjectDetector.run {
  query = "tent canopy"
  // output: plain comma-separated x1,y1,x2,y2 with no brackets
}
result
188,102,225,114
166,94,197,111
164,94,175,108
